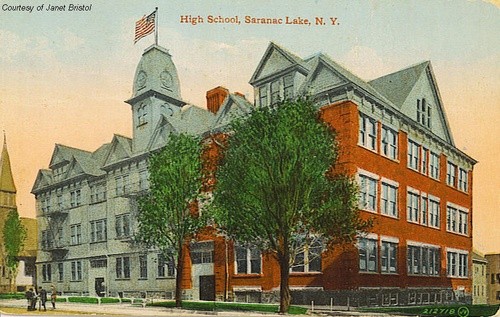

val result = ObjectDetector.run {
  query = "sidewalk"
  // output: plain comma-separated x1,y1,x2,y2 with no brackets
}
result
0,299,296,317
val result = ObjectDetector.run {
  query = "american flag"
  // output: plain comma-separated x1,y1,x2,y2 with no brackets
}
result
134,10,156,44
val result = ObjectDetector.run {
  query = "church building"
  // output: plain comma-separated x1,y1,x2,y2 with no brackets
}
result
32,42,475,305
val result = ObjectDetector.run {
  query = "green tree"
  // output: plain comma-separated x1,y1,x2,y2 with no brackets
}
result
135,133,206,308
211,97,370,313
2,209,27,291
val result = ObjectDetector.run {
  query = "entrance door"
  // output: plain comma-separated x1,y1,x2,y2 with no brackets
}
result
94,277,105,297
199,275,215,301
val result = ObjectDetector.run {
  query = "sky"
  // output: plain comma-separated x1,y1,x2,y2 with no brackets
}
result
0,0,498,253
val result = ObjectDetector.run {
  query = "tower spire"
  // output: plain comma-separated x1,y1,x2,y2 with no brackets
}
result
0,131,16,193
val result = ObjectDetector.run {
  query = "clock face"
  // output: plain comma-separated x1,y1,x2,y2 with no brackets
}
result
136,71,147,89
160,70,173,89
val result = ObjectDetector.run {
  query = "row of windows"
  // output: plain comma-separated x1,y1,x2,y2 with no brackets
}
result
39,171,149,213
407,139,440,180
406,189,440,228
42,261,82,282
359,115,398,161
446,162,469,192
358,237,468,278
446,204,469,235
41,214,132,249
258,74,294,107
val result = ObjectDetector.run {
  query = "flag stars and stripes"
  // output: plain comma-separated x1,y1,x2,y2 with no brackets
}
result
135,10,156,44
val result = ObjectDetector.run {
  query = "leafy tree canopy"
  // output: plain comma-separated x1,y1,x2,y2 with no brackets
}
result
3,209,27,270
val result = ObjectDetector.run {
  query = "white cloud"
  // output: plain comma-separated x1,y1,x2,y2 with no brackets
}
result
0,29,28,61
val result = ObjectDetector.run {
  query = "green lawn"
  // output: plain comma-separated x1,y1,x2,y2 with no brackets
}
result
150,300,308,314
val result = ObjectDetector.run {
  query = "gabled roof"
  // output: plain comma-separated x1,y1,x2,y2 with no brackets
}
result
369,61,430,108
213,93,254,130
102,134,133,167
49,144,92,169
31,169,53,193
0,137,16,193
249,42,310,85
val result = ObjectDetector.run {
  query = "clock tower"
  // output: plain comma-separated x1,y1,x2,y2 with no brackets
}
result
126,45,186,153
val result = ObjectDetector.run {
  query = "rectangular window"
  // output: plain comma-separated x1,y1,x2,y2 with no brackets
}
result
42,264,52,282
139,255,148,279
70,224,82,245
359,115,377,150
283,74,294,100
429,199,440,228
259,85,267,107
381,182,398,217
408,245,440,276
407,192,419,223
191,241,215,264
291,240,322,273
139,170,149,191
447,162,457,187
447,250,468,278
270,80,280,105
115,175,130,196
70,189,81,207
90,183,106,203
90,219,107,243
41,230,52,250
381,241,398,273
458,168,468,192
381,126,398,160
116,257,130,279
421,196,428,226
358,237,378,273
58,263,63,282
447,205,457,232
421,147,429,175
235,246,262,274
447,204,468,235
115,214,131,239
417,98,431,128
430,152,440,179
359,174,377,212
157,254,174,278
407,140,420,170
71,261,82,281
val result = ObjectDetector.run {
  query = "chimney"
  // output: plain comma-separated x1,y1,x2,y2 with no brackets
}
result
206,86,229,114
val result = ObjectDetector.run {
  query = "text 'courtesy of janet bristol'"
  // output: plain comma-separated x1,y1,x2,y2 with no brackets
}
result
1,3,93,13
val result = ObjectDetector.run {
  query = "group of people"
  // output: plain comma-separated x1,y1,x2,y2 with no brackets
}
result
25,285,57,311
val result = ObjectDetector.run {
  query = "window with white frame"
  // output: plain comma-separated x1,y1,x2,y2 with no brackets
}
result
139,170,149,191
407,191,419,223
417,98,431,128
42,264,52,282
235,245,262,274
137,104,148,126
447,250,468,278
381,181,398,217
421,196,428,226
407,244,440,276
90,219,107,243
70,189,81,207
359,114,377,151
458,168,468,192
139,255,148,279
381,126,398,160
71,261,82,281
90,182,106,203
191,241,214,264
447,162,457,187
381,240,398,274
446,204,468,235
70,224,82,245
157,253,175,277
359,173,377,212
116,257,130,279
291,239,322,273
259,85,267,107
358,237,378,273
58,263,64,282
407,140,420,170
429,198,440,228
115,175,130,196
430,152,440,179
115,214,131,238
421,147,429,175
270,79,280,105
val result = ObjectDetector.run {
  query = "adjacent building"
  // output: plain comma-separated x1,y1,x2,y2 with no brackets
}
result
486,253,500,304
472,250,487,304
32,42,475,305
0,135,37,292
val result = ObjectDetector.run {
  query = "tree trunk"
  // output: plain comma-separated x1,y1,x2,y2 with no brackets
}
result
175,245,184,308
278,252,291,314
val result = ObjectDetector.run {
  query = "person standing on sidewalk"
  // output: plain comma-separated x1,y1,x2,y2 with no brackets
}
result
38,286,47,311
50,284,57,310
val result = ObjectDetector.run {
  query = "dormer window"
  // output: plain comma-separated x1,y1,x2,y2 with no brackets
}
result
260,74,295,107
258,86,268,107
137,104,148,126
270,80,280,105
417,98,431,128
283,74,294,99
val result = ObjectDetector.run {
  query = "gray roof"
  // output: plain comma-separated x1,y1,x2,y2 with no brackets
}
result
369,61,429,108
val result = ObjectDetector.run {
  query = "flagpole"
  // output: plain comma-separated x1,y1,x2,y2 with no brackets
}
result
155,7,158,46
